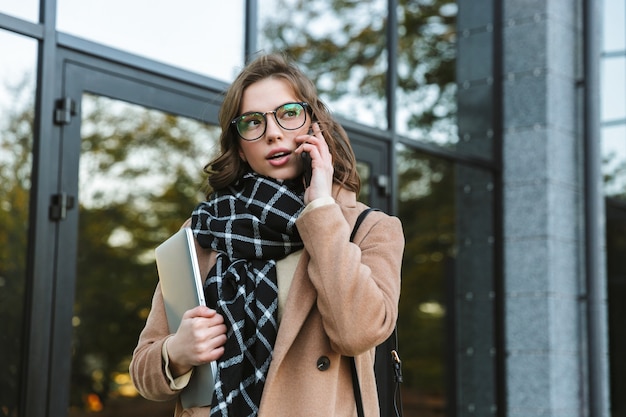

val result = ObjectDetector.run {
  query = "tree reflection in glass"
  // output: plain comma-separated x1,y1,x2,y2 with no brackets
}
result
69,95,220,416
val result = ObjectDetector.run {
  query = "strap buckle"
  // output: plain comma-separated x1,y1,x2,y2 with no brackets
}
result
390,349,403,383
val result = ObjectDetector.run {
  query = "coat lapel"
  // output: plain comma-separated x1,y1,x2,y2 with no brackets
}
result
270,185,358,367
268,251,315,368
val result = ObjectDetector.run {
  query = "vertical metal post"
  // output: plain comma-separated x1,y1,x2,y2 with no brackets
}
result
386,0,398,133
244,0,258,63
387,0,398,215
583,0,610,416
23,0,60,416
492,0,506,415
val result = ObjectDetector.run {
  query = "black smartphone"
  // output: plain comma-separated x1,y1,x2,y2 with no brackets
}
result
301,115,318,188
301,151,312,188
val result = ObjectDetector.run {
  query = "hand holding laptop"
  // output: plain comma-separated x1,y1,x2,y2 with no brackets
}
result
166,305,227,376
155,227,225,407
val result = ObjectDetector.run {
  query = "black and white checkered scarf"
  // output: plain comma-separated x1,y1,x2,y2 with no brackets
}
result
191,172,305,417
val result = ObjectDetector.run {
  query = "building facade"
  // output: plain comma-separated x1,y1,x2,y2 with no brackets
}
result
0,0,622,416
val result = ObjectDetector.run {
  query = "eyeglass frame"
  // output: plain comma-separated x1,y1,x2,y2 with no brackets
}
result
230,101,311,141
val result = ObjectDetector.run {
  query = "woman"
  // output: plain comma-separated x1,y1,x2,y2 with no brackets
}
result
130,53,404,417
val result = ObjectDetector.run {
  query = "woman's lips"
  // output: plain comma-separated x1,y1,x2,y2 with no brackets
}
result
267,150,292,166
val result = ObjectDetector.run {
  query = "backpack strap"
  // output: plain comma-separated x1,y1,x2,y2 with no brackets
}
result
349,208,379,417
349,207,403,417
350,208,379,242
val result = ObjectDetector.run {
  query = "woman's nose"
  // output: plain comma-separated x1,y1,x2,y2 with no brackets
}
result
263,115,283,142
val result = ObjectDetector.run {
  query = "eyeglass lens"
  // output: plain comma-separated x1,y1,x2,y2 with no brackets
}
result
235,102,307,140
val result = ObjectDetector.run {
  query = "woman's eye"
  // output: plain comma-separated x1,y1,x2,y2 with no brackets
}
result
279,108,300,119
241,115,263,129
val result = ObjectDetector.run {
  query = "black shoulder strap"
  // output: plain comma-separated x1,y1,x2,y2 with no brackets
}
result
350,208,379,242
349,208,378,417
349,207,403,417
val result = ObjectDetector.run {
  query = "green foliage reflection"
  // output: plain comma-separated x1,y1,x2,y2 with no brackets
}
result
260,0,457,141
0,76,33,417
68,95,219,414
396,145,454,414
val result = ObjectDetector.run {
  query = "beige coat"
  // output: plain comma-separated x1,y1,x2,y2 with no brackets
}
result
130,186,404,417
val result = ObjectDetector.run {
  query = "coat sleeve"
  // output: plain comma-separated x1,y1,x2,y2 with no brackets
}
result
295,203,404,355
129,282,181,401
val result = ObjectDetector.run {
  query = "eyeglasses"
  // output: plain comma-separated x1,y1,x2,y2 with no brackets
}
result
231,102,310,141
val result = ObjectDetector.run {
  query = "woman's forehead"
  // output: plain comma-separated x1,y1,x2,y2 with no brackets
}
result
240,78,299,113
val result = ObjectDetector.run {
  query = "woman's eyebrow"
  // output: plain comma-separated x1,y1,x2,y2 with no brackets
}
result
239,100,300,114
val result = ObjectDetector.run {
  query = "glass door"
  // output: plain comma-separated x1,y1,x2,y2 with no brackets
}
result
68,94,220,416
47,55,223,417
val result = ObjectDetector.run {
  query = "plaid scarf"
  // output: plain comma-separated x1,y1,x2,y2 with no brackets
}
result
191,172,305,417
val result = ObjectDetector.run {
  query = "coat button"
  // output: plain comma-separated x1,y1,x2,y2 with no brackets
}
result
316,356,331,371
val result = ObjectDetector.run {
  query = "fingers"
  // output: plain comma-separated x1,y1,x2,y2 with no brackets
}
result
311,120,323,136
183,308,226,342
297,124,332,168
296,122,334,202
183,305,219,319
298,122,327,154
186,323,228,363
168,308,227,368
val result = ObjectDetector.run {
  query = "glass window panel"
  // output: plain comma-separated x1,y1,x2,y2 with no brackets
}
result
0,31,37,417
356,160,371,204
68,94,220,416
601,57,626,122
0,1,38,22
602,124,626,199
397,145,453,415
606,191,626,416
258,0,387,129
57,0,245,82
603,3,626,414
603,0,626,52
396,143,496,416
396,1,459,148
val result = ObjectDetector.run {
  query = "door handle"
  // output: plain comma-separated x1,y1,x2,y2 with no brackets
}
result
49,192,75,221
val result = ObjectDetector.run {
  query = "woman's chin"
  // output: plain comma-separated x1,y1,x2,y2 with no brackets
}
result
263,167,301,182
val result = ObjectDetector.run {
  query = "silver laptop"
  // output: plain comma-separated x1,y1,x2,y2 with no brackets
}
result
155,227,215,408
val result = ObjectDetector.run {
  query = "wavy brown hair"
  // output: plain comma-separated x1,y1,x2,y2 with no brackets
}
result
204,53,360,197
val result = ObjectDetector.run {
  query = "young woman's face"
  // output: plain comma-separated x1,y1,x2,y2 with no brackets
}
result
237,77,311,181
